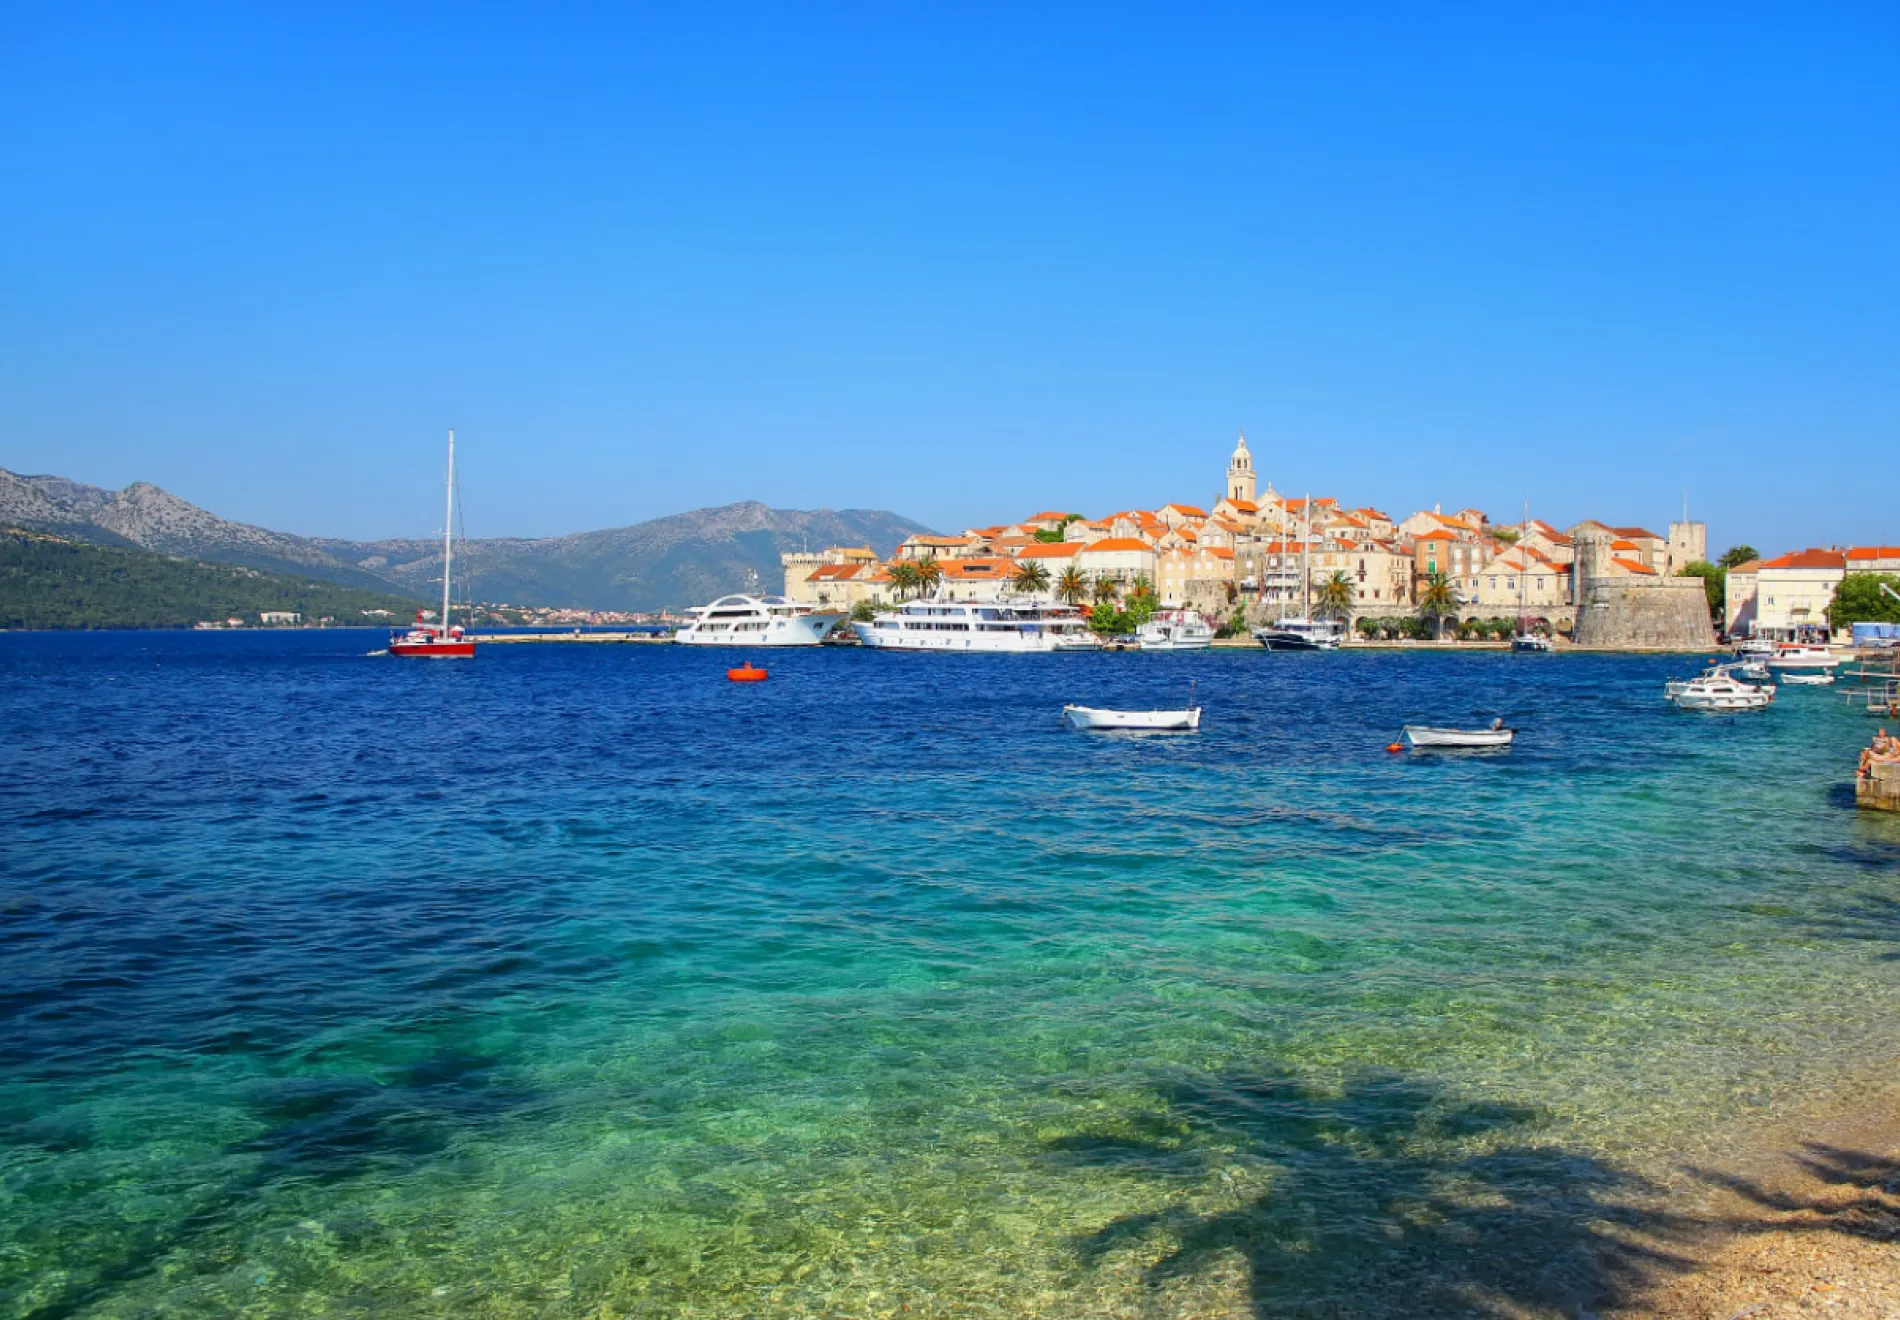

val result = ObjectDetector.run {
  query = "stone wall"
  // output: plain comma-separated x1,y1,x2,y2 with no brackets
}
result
1572,575,1717,649
1861,761,1900,814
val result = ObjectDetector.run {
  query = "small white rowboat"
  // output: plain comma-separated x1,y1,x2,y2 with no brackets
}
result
1063,704,1202,732
1403,724,1515,749
1781,673,1834,686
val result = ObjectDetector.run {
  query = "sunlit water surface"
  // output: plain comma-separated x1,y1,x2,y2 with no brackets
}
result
3,633,1897,1318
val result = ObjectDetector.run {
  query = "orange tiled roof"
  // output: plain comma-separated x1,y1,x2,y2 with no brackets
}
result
938,557,1016,579
1614,527,1661,541
1082,538,1156,553
1414,530,1455,542
1222,498,1259,512
806,563,864,581
1611,558,1658,575
1847,546,1900,560
1610,538,1641,551
1162,503,1207,516
1758,549,1846,570
1028,511,1076,522
1016,541,1083,559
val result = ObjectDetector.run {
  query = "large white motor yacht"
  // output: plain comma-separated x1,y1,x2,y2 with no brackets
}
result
852,599,1098,652
1136,611,1215,651
674,595,846,646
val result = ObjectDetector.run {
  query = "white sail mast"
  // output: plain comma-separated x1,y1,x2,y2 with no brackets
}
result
441,429,455,632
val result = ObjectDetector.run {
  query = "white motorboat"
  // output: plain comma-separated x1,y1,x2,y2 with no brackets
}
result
1136,611,1215,651
1734,636,1778,661
853,599,1098,652
675,594,846,646
1511,632,1552,653
1735,660,1772,682
1402,722,1514,748
1765,644,1841,671
1253,617,1344,651
1665,665,1775,711
1781,672,1835,686
1063,704,1202,731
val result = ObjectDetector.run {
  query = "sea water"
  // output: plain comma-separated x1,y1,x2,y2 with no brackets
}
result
3,633,1897,1318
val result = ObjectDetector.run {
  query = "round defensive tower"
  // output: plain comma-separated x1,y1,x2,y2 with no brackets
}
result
1571,527,1716,650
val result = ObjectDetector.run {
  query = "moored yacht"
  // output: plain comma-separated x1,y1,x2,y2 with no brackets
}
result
674,595,845,646
853,599,1098,652
1765,643,1841,671
1253,618,1344,651
1136,611,1214,651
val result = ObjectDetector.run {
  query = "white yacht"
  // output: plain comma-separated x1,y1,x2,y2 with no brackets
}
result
1665,665,1776,711
1136,611,1215,651
674,594,846,646
1253,618,1344,651
853,599,1098,652
1765,643,1841,671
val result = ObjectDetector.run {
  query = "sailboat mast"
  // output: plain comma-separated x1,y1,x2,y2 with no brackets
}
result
1301,493,1311,618
442,429,455,631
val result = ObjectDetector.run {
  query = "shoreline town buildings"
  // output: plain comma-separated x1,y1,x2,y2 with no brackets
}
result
783,434,1889,639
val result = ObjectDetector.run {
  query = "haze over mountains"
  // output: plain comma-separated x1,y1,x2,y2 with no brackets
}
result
0,468,932,612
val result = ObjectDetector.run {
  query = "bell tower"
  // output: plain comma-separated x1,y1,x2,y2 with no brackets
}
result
1226,431,1257,504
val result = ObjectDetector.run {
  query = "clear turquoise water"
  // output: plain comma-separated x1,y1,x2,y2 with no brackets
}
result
3,633,1897,1318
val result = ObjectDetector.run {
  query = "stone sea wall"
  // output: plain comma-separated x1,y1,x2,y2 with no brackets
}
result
1572,577,1717,650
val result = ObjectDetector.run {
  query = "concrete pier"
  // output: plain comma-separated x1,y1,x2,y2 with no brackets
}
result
1859,761,1900,813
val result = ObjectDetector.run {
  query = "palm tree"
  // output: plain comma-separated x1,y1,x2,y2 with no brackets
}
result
1012,560,1051,597
1056,565,1088,606
1417,572,1457,639
914,556,943,598
1127,576,1155,604
1092,574,1119,605
1316,570,1355,621
885,560,920,600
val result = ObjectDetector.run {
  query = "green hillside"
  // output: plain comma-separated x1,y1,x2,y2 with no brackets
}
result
0,528,423,630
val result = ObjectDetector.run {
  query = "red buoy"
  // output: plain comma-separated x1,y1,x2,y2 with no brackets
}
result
727,663,768,682
1386,742,1405,753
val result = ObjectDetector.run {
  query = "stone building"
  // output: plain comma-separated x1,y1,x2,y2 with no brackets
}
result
1570,528,1715,649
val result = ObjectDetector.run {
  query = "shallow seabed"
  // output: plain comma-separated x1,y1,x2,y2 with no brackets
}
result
4,633,1897,1318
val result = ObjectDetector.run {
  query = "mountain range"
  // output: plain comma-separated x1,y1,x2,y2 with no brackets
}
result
0,468,933,612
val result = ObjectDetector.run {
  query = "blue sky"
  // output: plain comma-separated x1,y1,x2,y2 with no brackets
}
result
2,2,1893,552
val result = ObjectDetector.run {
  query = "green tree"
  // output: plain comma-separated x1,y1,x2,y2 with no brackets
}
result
1088,602,1131,635
1056,565,1088,605
1416,572,1458,639
1830,574,1900,628
1315,570,1355,621
914,556,943,598
1092,574,1119,605
1719,545,1759,569
1492,527,1520,544
1011,560,1051,596
885,560,921,600
850,599,878,623
1678,560,1724,621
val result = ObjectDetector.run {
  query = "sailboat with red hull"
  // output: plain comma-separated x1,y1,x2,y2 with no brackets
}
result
389,430,475,659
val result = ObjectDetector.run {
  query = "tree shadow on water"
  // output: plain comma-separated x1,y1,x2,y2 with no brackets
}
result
1053,1066,1699,1319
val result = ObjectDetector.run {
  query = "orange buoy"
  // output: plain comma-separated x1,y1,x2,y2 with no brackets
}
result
1386,742,1405,753
727,662,768,682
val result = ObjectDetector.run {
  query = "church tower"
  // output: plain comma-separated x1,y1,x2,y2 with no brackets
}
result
1226,432,1257,504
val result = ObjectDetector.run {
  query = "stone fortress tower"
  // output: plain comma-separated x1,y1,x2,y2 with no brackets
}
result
1227,432,1257,504
1666,519,1707,575
1571,526,1717,649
